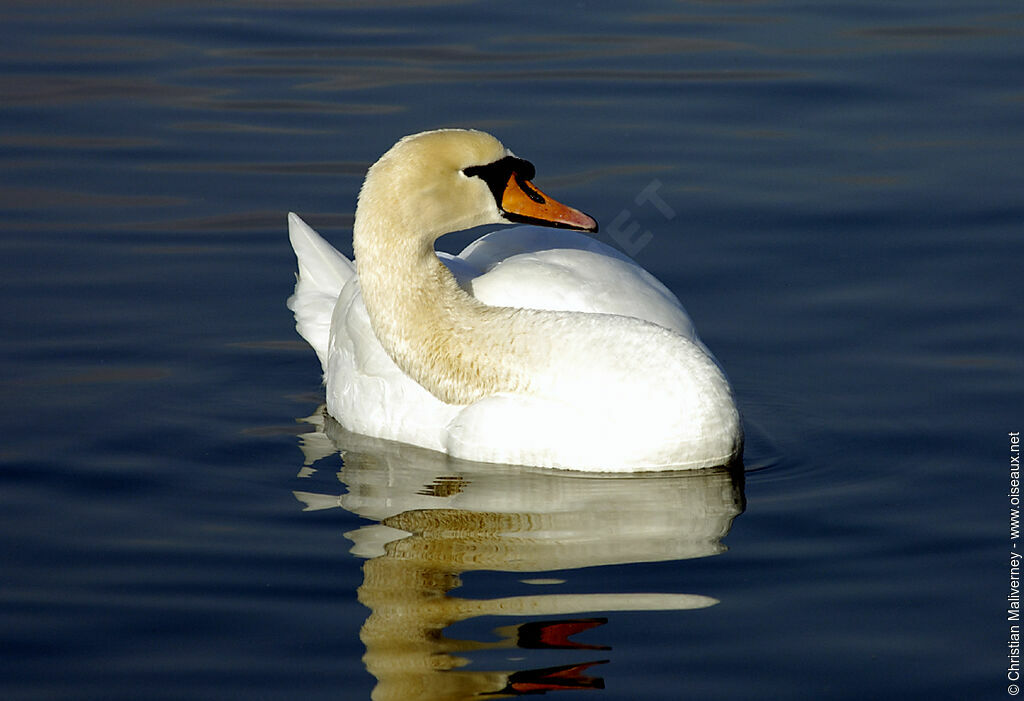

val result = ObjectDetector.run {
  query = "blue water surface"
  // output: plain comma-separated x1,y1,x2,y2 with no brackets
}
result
0,1,1021,699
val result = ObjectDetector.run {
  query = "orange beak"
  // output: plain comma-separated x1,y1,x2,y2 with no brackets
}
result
499,173,598,233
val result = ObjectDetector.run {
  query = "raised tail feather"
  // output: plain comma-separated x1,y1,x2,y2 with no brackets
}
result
286,212,355,373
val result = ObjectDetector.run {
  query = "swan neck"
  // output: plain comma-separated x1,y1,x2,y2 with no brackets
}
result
352,209,521,405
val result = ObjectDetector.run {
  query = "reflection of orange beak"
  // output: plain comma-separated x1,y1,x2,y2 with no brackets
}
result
499,173,599,232
507,660,608,693
516,618,610,650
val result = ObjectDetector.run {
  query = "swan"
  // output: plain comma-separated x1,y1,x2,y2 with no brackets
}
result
287,128,742,471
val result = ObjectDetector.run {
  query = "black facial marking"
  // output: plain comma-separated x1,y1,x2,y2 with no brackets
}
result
517,177,545,204
463,155,538,205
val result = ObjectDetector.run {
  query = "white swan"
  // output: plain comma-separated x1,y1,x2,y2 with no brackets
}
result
288,129,742,471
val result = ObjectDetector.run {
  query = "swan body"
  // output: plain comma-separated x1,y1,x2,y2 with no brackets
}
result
288,129,742,471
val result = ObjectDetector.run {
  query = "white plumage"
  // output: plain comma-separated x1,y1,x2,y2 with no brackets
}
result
288,129,742,471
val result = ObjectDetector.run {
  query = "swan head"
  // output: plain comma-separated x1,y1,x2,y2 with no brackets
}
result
355,129,597,243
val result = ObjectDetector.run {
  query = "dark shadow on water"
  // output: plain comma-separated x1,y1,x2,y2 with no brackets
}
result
291,406,745,700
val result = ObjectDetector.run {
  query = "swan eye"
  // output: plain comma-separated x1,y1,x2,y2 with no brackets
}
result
463,155,535,181
463,156,537,203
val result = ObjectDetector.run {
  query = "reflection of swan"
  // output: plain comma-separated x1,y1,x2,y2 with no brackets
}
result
288,128,742,471
293,407,744,700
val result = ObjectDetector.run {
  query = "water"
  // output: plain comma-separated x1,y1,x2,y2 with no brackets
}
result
1,1,1020,699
